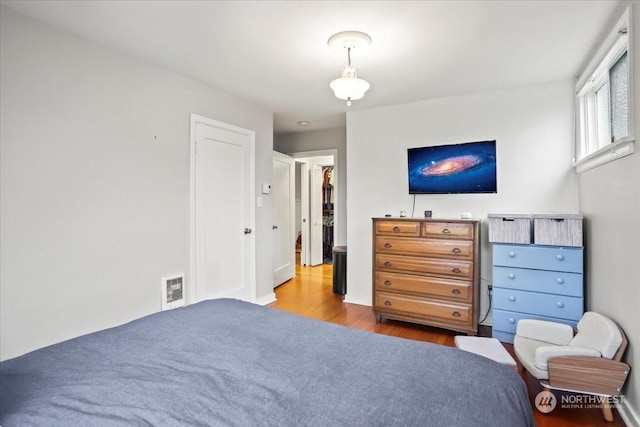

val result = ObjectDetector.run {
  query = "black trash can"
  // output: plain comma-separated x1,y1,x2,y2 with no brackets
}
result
332,246,347,295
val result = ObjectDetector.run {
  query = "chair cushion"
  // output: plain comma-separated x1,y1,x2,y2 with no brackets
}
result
570,312,622,359
516,319,574,345
534,345,601,371
513,335,550,380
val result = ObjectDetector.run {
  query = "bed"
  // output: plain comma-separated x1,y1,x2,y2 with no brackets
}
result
1,298,534,426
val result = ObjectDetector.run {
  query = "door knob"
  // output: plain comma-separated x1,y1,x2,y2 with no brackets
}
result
272,225,279,230
244,228,252,234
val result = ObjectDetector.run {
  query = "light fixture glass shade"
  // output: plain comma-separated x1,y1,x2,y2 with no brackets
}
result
329,76,370,101
327,31,372,105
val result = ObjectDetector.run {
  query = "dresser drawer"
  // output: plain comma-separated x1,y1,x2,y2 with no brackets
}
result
493,288,583,321
375,220,420,236
422,222,474,240
375,236,473,260
493,266,583,297
375,272,471,301
375,254,473,280
493,244,583,273
375,291,471,323
492,309,579,338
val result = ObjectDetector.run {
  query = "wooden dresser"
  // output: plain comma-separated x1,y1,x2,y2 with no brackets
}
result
372,218,480,335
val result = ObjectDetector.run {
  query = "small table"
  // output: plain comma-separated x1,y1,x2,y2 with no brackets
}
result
454,336,518,372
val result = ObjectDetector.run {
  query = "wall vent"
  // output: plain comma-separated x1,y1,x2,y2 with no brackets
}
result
161,273,185,311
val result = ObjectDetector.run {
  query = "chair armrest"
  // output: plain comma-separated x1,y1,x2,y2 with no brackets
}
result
548,356,631,396
534,345,600,371
516,319,574,345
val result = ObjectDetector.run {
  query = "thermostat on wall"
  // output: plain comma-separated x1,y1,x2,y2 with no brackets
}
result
261,183,271,194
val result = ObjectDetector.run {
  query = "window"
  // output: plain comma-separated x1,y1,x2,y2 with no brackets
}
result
574,6,634,173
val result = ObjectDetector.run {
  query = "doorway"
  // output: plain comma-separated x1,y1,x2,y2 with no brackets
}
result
290,150,338,268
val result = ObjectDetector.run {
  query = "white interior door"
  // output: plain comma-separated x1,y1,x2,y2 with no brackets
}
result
310,165,323,266
191,115,255,303
300,162,310,266
272,151,295,287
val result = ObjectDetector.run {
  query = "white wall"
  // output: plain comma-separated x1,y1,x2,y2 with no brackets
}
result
345,80,579,315
577,2,640,419
0,8,274,360
275,127,347,245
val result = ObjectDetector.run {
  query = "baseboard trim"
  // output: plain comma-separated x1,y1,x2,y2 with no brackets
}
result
255,293,277,306
618,398,640,427
343,295,371,307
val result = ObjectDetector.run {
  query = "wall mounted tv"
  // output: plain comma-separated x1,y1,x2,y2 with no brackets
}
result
407,140,497,194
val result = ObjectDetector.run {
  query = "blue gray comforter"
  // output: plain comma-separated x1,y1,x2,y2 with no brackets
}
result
1,298,534,426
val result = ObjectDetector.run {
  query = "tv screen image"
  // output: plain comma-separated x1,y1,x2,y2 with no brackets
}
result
407,140,497,194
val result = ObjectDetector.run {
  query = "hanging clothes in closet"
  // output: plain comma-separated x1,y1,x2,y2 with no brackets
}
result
322,166,334,263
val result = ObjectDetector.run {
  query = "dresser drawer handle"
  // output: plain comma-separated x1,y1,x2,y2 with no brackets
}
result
509,318,516,324
451,288,461,295
508,273,515,279
384,243,392,248
442,228,451,234
384,280,392,286
452,311,461,317
556,301,564,308
556,254,565,261
384,300,392,306
452,247,461,254
509,296,516,302
392,226,401,232
384,261,392,267
556,278,564,284
508,251,516,258
452,268,461,274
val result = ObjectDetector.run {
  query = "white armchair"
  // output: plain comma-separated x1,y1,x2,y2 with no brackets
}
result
513,312,630,422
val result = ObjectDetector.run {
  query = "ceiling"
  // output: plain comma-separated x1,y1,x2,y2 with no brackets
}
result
1,0,619,134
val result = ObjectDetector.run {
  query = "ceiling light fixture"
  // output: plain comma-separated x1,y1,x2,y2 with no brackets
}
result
328,31,371,106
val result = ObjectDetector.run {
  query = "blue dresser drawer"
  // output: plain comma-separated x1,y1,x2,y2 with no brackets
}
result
493,244,583,273
493,266,583,297
492,309,579,343
493,288,583,320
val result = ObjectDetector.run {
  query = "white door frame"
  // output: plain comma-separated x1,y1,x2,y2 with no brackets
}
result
189,114,256,304
299,162,310,266
289,149,338,265
310,164,324,266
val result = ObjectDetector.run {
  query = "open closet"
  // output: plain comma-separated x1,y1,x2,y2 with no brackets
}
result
322,166,334,263
291,152,337,267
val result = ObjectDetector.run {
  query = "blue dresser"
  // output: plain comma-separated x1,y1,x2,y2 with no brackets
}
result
492,243,584,343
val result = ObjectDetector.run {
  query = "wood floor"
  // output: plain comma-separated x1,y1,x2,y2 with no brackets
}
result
269,262,625,427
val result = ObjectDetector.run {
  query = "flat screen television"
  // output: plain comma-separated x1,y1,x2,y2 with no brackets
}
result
407,140,497,194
